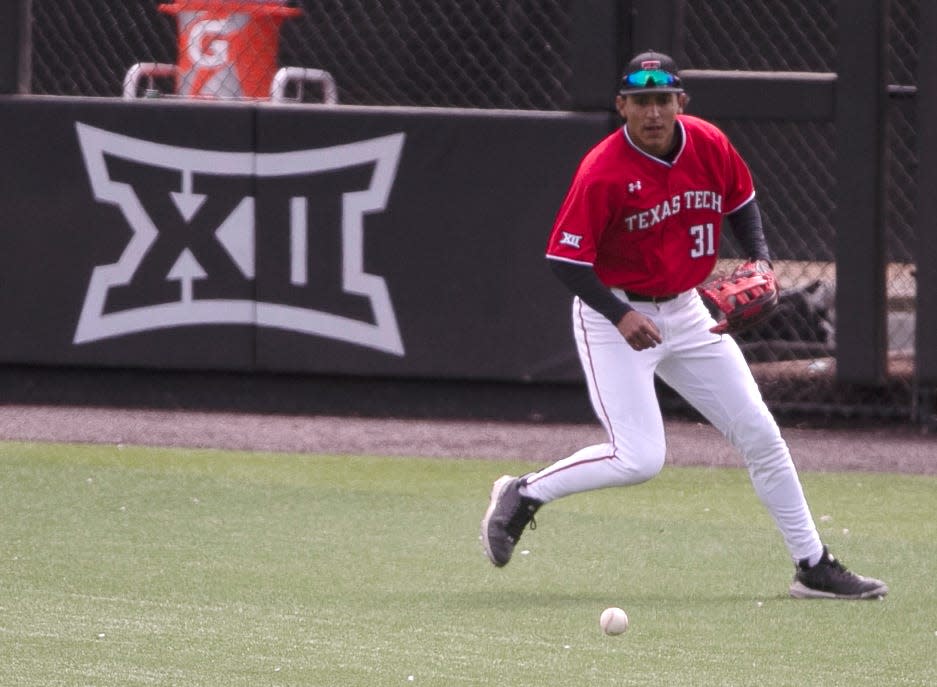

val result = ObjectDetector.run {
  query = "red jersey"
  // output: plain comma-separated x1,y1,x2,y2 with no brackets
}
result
545,115,755,295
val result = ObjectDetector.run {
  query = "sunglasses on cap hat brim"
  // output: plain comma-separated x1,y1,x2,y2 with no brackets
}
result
619,69,683,95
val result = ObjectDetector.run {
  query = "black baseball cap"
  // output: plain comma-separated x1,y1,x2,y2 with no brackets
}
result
618,51,683,95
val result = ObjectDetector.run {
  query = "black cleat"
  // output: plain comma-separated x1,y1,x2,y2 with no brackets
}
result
789,546,888,600
480,475,542,567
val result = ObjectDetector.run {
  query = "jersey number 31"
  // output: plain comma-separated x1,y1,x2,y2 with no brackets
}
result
689,223,716,258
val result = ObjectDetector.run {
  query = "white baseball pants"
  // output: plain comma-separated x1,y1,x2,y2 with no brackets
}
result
522,289,823,563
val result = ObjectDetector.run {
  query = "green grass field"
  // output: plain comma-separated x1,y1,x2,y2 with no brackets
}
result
1,440,934,686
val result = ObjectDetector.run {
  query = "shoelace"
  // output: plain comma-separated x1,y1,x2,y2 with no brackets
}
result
505,502,539,540
815,555,860,585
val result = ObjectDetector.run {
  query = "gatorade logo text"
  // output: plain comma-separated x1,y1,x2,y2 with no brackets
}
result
188,19,231,68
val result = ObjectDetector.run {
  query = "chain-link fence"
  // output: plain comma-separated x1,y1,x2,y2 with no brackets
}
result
681,0,918,419
23,0,923,419
29,0,574,108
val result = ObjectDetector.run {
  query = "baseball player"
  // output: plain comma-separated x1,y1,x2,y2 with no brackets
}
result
481,51,888,600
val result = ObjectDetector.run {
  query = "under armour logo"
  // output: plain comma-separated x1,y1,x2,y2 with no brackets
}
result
628,180,642,193
74,122,406,355
559,232,583,248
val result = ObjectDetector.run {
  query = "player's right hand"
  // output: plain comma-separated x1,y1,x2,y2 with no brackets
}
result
617,310,663,351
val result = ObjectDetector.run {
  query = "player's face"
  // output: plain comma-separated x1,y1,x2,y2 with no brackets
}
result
617,93,683,157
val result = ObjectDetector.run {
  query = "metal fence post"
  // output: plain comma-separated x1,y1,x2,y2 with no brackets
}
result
0,1,20,93
0,0,31,94
834,0,889,384
629,0,683,56
568,1,622,111
914,0,937,426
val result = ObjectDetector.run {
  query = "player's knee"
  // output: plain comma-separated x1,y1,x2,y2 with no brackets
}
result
634,452,666,483
726,404,786,463
612,440,666,484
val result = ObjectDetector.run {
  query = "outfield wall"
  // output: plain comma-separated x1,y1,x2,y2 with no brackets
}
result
0,96,613,383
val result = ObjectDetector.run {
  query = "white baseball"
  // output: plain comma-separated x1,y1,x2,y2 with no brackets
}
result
599,607,629,635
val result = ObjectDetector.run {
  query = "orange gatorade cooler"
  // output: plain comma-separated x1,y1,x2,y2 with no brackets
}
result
159,0,302,99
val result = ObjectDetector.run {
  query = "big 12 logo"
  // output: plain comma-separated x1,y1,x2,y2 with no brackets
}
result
74,122,406,355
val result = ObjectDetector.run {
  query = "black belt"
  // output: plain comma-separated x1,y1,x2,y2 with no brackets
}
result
623,290,679,303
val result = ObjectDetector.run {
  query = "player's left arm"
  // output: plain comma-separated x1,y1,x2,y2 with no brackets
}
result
720,135,772,270
725,199,771,264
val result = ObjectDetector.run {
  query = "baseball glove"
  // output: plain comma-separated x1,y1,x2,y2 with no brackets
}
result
698,260,780,334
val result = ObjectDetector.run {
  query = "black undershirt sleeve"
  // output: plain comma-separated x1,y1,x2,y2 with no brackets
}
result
726,198,771,262
548,259,632,326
